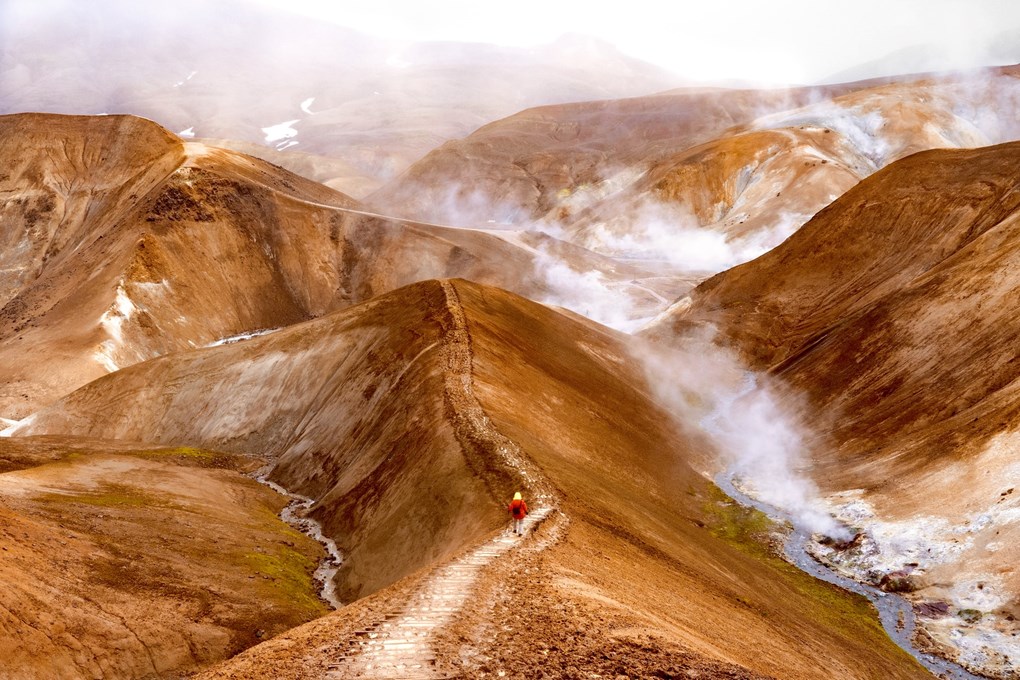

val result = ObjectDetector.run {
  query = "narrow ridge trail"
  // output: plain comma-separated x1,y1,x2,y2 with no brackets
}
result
325,280,564,679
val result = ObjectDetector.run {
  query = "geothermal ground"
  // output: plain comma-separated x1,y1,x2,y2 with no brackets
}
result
3,23,1020,680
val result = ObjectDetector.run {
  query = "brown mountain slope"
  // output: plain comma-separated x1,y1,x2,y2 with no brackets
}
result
13,279,927,679
649,141,1020,675
370,68,1020,277
0,113,664,418
0,114,185,306
366,86,841,227
0,438,327,679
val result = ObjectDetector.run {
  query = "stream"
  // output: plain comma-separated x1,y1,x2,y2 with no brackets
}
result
715,472,985,680
254,469,344,610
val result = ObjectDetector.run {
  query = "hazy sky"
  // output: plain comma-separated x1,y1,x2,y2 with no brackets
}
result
250,0,1020,83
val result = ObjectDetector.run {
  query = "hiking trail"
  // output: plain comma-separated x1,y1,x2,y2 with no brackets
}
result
324,280,563,679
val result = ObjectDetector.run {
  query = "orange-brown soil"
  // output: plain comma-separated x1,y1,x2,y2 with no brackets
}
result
0,113,665,419
371,68,1020,278
15,280,929,679
0,438,326,679
653,140,1020,675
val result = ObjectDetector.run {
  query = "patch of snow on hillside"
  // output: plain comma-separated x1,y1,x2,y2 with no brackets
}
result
173,71,197,87
262,120,299,144
99,284,135,345
207,328,280,347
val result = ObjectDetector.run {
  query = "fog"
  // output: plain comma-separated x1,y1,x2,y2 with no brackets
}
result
0,0,684,195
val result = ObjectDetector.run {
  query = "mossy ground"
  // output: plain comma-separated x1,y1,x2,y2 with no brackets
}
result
39,482,163,508
703,483,926,669
241,546,327,617
23,451,329,642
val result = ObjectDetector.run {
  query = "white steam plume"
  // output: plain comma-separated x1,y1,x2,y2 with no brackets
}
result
531,245,653,333
638,334,850,539
565,198,805,276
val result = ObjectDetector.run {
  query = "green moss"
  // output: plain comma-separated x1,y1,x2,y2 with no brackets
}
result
241,546,328,616
702,484,778,561
39,483,158,508
130,446,219,463
703,483,924,671
959,608,983,623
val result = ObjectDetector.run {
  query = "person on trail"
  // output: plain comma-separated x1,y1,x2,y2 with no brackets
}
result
508,491,528,536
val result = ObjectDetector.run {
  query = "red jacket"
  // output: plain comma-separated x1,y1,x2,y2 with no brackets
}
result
509,499,528,519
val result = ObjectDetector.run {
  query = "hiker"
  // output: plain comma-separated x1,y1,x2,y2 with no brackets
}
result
508,491,528,535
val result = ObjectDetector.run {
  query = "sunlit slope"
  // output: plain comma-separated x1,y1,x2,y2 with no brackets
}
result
16,280,927,679
648,140,1020,482
0,113,185,306
367,86,833,226
0,113,662,417
372,68,1020,273
0,438,326,679
0,113,356,416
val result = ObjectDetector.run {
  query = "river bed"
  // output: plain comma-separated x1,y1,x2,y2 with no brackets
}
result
254,469,343,609
715,472,986,680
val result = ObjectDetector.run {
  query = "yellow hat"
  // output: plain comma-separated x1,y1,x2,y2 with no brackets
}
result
513,492,522,501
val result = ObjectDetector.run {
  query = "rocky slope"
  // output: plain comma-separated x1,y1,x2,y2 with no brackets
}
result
650,141,1020,676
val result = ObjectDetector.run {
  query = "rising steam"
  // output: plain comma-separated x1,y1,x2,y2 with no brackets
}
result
638,335,850,539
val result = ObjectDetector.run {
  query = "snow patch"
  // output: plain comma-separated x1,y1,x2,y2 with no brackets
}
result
173,70,197,87
275,140,299,151
95,283,136,373
178,127,195,138
99,284,135,346
300,97,316,115
94,344,120,373
0,414,33,437
206,328,280,347
261,120,299,144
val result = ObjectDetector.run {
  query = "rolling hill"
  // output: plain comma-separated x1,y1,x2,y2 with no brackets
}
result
0,113,667,418
8,279,929,679
649,140,1020,676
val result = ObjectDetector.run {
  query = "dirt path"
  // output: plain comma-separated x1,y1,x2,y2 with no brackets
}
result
323,280,562,679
